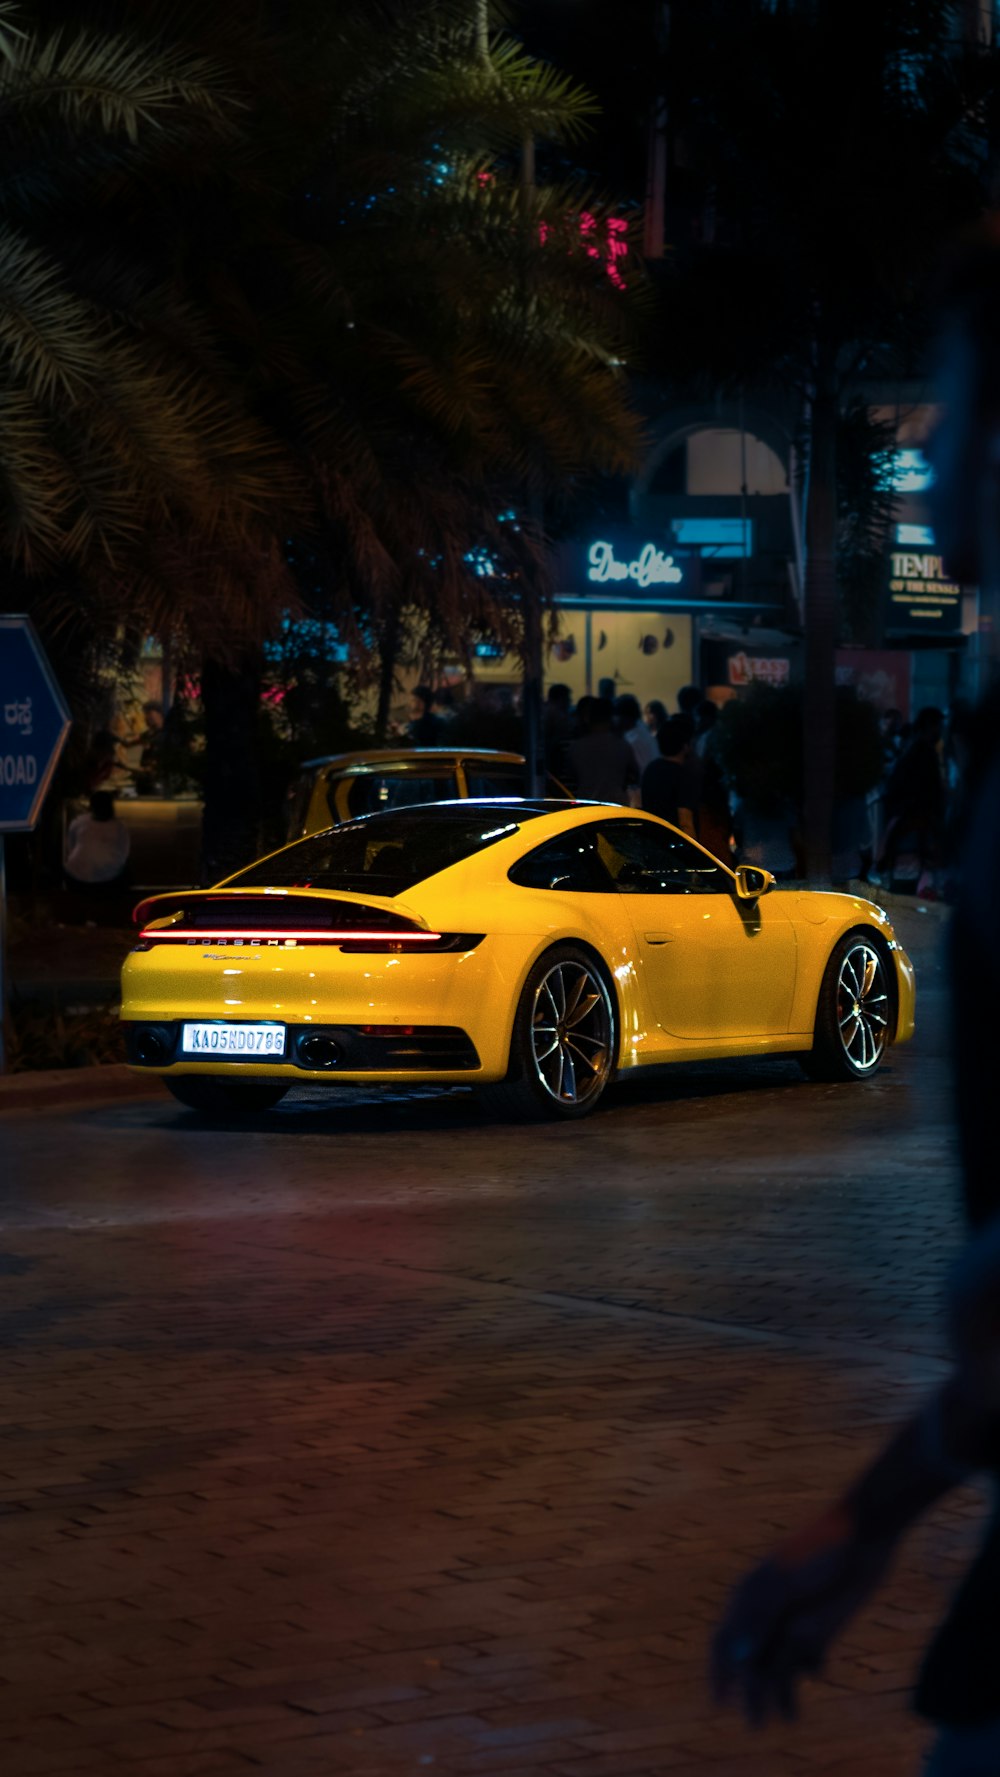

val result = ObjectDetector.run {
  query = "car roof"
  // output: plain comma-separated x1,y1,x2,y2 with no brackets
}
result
300,748,525,771
347,797,580,818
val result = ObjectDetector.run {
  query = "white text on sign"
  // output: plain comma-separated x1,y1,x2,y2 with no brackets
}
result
0,754,37,787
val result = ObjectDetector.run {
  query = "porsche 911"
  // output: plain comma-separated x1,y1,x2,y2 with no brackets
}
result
121,800,915,1120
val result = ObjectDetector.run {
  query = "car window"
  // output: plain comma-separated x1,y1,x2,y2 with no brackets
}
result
335,771,459,821
465,765,572,799
227,807,546,895
595,820,730,895
463,764,525,797
508,825,616,893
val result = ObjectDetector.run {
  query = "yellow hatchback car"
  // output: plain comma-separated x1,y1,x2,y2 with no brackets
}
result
286,747,568,839
122,799,916,1122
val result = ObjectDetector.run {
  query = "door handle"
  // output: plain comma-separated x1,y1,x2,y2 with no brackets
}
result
644,931,675,944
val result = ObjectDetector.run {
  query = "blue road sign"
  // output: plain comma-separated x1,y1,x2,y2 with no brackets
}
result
0,615,72,832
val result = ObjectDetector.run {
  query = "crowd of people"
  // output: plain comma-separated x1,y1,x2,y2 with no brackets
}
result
73,678,970,899
866,701,977,900
406,672,973,887
544,681,737,867
543,680,975,892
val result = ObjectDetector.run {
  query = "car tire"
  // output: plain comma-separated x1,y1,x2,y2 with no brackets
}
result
164,1077,290,1116
801,932,893,1083
478,944,616,1122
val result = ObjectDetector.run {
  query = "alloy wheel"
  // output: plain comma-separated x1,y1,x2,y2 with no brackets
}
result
530,960,613,1106
836,942,889,1073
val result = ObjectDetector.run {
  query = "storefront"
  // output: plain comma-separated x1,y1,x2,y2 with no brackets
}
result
542,526,790,705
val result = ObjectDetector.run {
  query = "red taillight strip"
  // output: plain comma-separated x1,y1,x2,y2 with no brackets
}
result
138,927,440,943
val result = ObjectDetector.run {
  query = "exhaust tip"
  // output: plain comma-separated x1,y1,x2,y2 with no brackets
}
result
133,1025,171,1066
297,1033,340,1070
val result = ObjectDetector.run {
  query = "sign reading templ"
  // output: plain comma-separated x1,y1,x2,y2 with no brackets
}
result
0,615,72,831
887,551,962,633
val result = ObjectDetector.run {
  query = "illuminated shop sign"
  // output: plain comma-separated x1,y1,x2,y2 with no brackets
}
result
887,549,961,633
727,652,790,688
895,522,934,547
875,448,936,494
587,539,684,588
671,518,754,558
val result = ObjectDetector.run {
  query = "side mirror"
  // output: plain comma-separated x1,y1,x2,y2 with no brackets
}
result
734,863,775,902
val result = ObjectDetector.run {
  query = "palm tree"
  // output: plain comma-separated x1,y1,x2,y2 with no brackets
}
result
3,0,642,874
0,2,300,594
0,1,307,869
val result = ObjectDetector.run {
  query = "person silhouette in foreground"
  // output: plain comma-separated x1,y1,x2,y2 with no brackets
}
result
712,222,1000,1775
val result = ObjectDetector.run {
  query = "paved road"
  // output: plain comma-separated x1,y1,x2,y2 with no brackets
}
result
0,905,982,1777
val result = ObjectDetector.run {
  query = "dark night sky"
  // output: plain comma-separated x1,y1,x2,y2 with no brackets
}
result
515,0,661,199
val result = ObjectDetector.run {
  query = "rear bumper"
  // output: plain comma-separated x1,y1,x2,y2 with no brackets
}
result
122,1020,481,1076
120,929,535,1078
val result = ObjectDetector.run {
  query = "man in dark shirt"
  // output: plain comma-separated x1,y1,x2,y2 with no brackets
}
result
544,683,574,785
566,696,636,803
408,685,442,746
641,716,698,838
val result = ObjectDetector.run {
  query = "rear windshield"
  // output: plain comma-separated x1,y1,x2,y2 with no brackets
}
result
227,807,543,895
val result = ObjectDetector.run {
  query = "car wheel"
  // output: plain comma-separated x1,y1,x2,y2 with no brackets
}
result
802,933,892,1082
164,1077,289,1116
479,945,616,1121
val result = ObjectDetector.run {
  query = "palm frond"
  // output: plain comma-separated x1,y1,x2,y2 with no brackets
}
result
0,19,240,145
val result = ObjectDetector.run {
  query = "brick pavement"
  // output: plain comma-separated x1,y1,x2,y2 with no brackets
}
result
0,905,982,1776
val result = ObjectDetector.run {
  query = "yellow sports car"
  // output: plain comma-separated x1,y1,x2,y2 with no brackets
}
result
121,800,915,1121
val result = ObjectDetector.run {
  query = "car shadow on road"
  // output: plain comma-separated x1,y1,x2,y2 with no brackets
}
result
96,1054,892,1140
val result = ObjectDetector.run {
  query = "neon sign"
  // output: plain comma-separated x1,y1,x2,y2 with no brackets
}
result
728,652,790,688
587,540,683,588
875,448,935,494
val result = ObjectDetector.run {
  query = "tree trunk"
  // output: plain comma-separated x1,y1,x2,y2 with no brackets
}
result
802,369,838,883
200,651,262,884
375,610,400,743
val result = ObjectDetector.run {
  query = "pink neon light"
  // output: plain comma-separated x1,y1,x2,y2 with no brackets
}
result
139,928,441,943
534,211,629,291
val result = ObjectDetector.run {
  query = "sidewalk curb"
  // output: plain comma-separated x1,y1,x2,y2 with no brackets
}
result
0,1063,162,1114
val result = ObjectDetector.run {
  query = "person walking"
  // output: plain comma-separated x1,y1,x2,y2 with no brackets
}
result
64,791,131,920
692,702,732,863
644,698,669,738
566,696,636,803
614,693,659,775
877,706,946,893
711,752,1000,1767
407,685,442,746
544,683,574,784
640,715,698,839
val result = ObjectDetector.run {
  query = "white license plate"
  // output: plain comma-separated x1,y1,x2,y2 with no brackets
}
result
180,1022,286,1057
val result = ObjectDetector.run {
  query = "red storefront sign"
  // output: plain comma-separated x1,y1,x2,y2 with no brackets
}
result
834,650,912,714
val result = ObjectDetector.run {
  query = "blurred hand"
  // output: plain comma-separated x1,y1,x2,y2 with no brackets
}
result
710,1506,896,1726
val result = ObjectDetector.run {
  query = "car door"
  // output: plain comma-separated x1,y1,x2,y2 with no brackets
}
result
594,817,798,1041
